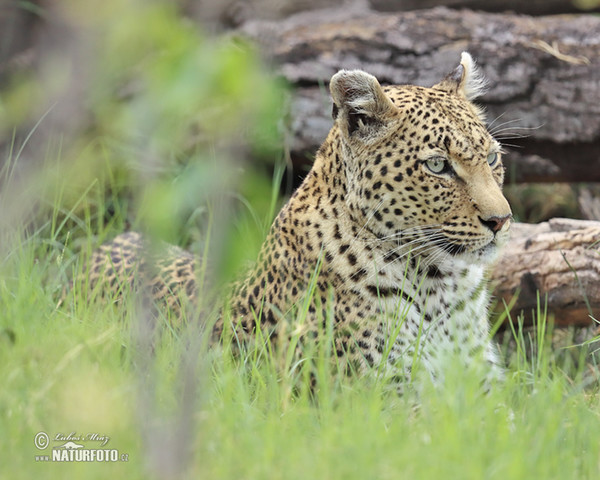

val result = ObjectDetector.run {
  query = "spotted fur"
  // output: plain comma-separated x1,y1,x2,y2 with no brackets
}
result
85,231,198,313
84,53,512,389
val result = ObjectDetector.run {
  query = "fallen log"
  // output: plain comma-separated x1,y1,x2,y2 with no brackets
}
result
490,218,600,375
241,6,600,183
491,218,600,327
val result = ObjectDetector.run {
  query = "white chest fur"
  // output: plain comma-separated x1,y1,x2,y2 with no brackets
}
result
372,257,502,386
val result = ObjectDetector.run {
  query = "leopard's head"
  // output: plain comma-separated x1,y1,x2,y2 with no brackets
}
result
329,52,511,263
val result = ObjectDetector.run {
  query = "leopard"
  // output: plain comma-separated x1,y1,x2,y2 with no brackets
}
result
82,52,512,390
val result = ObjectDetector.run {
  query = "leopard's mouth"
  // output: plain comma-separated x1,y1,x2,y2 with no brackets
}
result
440,241,467,256
440,237,499,257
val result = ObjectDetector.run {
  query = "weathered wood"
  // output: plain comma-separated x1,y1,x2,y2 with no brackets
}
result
491,218,600,326
241,6,600,183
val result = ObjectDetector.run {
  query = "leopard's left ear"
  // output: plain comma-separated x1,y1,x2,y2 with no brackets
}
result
434,52,487,101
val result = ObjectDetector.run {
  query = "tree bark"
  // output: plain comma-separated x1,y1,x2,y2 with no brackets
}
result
491,218,600,327
241,6,600,183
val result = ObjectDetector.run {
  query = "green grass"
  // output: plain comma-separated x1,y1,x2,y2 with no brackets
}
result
1,196,600,479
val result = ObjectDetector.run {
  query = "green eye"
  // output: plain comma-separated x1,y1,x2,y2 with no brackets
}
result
487,152,499,167
425,157,448,174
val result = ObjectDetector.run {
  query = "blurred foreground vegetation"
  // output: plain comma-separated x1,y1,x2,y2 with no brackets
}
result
1,0,287,282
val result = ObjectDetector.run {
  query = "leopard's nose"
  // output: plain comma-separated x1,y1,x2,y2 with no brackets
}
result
479,214,511,233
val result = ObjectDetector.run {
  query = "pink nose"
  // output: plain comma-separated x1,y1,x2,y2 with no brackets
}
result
479,214,511,233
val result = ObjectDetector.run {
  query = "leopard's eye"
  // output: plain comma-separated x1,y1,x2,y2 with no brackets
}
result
425,157,448,174
486,152,499,167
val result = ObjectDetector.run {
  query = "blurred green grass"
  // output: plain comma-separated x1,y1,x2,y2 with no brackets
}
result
1,1,600,479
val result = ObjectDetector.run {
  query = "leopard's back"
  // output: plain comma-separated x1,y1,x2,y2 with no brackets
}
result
84,232,198,314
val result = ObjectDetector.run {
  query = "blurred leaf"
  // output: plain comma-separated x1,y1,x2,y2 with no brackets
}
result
1,0,286,247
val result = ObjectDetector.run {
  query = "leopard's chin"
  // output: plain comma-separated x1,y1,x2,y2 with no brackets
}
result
464,237,508,264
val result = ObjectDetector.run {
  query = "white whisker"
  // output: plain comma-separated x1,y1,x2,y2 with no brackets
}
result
498,142,524,149
367,224,443,246
490,124,544,140
363,227,451,283
486,111,511,130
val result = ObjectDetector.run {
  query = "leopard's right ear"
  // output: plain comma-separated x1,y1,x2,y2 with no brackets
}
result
330,70,395,138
